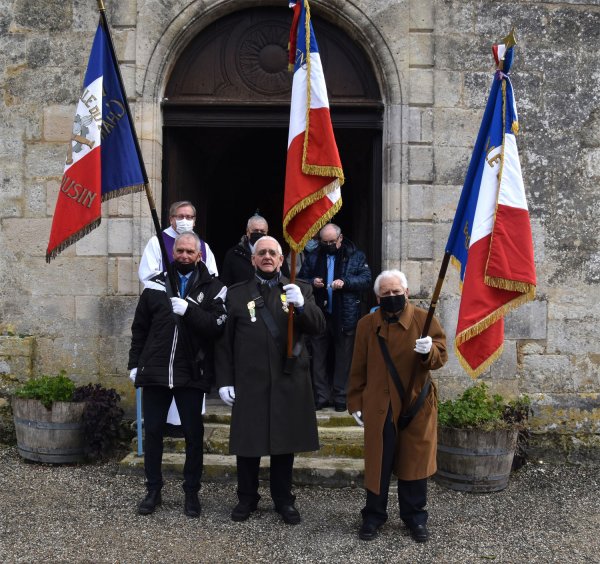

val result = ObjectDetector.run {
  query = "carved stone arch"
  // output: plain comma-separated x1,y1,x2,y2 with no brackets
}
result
136,1,404,273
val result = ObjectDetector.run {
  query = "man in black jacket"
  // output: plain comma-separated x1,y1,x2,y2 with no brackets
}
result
128,232,227,517
298,223,372,412
220,213,290,286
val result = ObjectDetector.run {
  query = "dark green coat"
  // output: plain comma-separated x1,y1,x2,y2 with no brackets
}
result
215,277,325,457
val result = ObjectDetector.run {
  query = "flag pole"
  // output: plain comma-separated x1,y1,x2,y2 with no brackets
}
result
286,250,297,357
96,0,175,289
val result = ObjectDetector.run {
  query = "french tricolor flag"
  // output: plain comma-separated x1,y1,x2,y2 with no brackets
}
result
283,0,344,253
445,39,536,377
46,21,144,261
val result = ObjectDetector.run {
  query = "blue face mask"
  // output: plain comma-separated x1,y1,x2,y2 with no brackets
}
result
304,239,319,253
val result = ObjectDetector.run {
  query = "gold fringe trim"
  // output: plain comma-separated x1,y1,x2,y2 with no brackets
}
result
512,120,519,135
485,276,536,295
46,218,101,263
100,182,145,203
454,339,504,379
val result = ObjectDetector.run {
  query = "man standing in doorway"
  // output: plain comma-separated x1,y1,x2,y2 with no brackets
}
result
298,223,371,411
215,236,324,524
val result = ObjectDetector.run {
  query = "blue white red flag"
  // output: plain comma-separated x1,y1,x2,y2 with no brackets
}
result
46,21,144,261
283,0,344,253
445,35,536,377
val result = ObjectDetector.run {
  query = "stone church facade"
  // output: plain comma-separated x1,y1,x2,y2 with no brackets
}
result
0,0,598,457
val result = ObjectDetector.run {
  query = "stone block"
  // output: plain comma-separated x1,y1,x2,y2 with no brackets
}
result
76,296,137,338
387,104,403,145
408,69,433,105
0,33,27,69
34,337,99,378
0,127,25,159
407,223,434,259
409,33,433,67
432,185,461,222
3,296,76,338
1,218,53,256
45,179,60,216
29,256,107,296
408,185,433,220
0,336,34,357
108,219,133,255
489,340,518,380
571,354,600,393
108,192,134,218
5,67,81,106
408,107,433,144
110,0,138,27
43,106,74,142
24,179,47,217
25,143,66,178
505,300,548,340
385,142,403,185
408,145,433,182
384,183,401,222
113,28,136,62
463,72,494,110
434,1,476,33
400,261,421,295
520,354,574,394
433,70,462,108
0,164,25,200
116,257,140,296
383,220,401,266
14,0,72,31
433,145,472,185
433,108,482,147
76,220,108,256
409,0,433,29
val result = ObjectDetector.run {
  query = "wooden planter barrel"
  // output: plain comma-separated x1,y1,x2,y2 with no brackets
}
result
12,398,86,463
434,426,518,493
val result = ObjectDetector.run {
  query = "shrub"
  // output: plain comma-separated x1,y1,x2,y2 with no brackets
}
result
13,372,75,409
73,384,124,460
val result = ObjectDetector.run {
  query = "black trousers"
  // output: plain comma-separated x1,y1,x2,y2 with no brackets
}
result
311,315,355,405
236,453,295,508
142,386,205,494
362,407,428,528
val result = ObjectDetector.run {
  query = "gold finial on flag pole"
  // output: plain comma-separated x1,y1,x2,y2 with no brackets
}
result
502,28,517,48
97,0,106,12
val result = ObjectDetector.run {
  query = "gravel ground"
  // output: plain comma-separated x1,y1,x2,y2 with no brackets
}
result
0,445,598,563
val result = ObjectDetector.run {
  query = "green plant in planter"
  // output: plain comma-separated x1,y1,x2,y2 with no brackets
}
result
13,372,75,408
13,373,124,461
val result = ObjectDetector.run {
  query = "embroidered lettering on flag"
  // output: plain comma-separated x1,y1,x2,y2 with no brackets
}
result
46,21,144,261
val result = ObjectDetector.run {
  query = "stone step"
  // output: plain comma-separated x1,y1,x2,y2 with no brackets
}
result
203,400,356,428
119,452,364,489
132,423,365,458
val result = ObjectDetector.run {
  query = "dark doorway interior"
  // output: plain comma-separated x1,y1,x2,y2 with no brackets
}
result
162,124,382,276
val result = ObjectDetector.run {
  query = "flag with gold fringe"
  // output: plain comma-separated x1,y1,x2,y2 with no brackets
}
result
445,33,536,377
46,20,144,261
283,0,344,252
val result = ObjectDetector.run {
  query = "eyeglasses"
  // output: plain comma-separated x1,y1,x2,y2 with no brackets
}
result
172,214,195,220
320,235,340,245
250,229,267,235
255,249,280,257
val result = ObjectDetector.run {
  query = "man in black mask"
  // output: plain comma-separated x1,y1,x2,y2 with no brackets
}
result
215,236,325,525
298,223,371,411
128,232,227,518
220,213,290,286
347,269,447,543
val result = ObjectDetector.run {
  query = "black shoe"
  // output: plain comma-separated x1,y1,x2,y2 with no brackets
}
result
138,490,161,515
410,524,429,543
184,492,201,518
359,520,381,541
334,402,347,412
231,501,258,522
276,504,301,525
315,402,328,411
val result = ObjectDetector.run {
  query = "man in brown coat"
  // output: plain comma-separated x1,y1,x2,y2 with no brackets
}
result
347,269,447,543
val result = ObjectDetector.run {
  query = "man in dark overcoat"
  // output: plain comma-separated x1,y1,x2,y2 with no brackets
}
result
347,269,447,543
129,232,227,518
215,236,325,525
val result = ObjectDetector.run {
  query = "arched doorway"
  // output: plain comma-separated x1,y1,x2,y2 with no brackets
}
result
162,6,383,274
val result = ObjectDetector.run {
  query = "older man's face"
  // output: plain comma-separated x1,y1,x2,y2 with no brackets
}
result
252,238,283,273
377,277,408,302
173,235,201,264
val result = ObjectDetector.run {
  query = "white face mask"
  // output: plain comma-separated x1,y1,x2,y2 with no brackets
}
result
175,219,194,234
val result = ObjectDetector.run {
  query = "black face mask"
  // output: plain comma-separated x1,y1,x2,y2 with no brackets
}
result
174,261,195,275
248,232,264,245
256,267,279,280
320,242,338,255
379,294,406,314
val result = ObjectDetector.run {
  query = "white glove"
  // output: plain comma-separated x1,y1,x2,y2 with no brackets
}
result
219,386,236,407
170,297,188,316
414,336,433,355
352,411,364,427
129,368,137,383
282,283,304,307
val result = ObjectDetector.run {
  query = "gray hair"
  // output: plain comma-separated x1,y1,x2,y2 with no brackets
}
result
319,223,341,238
174,231,201,252
246,214,268,230
253,235,283,255
373,270,408,296
169,200,196,217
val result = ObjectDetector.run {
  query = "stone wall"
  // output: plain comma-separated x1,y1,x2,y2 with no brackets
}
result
0,0,598,457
